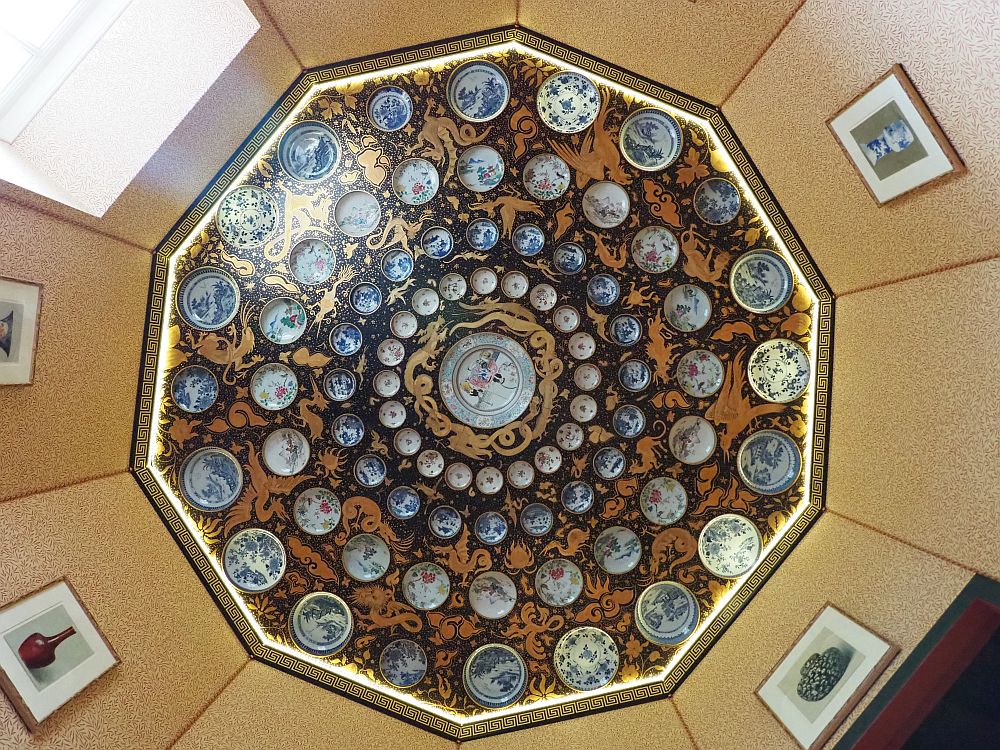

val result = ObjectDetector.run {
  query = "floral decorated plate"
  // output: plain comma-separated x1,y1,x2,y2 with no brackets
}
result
262,428,310,476
421,226,454,259
730,250,794,314
582,181,630,228
593,446,627,480
444,461,473,491
639,476,687,526
534,445,562,475
501,271,529,298
631,225,680,273
554,627,619,691
522,152,571,201
475,466,504,495
747,338,810,403
342,533,391,581
635,582,700,646
380,639,426,688
593,526,641,574
536,70,601,133
698,513,762,578
610,314,642,346
180,447,242,511
619,107,683,171
293,487,341,535
387,485,421,520
470,267,497,295
556,421,584,451
378,399,406,428
393,427,422,457
176,267,240,331
260,297,307,344
618,359,651,392
737,429,802,495
416,449,444,478
373,369,401,397
354,454,386,487
469,571,517,619
217,186,279,249
367,85,413,132
377,337,406,366
381,248,414,282
675,349,724,398
613,404,645,438
390,310,418,339
561,481,594,514
553,242,586,275
223,528,285,592
331,412,365,447
466,218,499,251
428,505,462,540
391,157,439,205
250,363,298,410
323,368,356,401
278,121,341,182
520,503,554,537
587,273,620,306
402,562,450,610
664,283,712,332
289,591,352,656
457,145,505,192
535,558,584,606
171,365,218,413
568,332,595,360
529,283,557,311
349,282,382,315
474,512,509,545
448,60,510,122
553,305,580,332
288,237,336,285
330,322,363,356
569,393,598,421
668,415,716,465
463,644,526,708
512,222,545,255
334,190,381,237
507,460,535,489
694,177,741,225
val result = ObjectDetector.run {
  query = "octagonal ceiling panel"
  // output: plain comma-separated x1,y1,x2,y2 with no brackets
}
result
131,27,832,739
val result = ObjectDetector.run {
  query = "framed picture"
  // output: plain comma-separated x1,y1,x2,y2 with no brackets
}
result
757,604,898,750
0,579,118,731
0,276,43,385
827,64,964,204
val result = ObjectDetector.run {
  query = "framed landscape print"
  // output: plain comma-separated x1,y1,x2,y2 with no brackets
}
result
758,604,898,749
0,579,118,731
0,276,42,385
828,64,964,204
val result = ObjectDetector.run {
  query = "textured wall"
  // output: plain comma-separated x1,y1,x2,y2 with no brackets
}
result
0,474,247,749
518,0,802,104
673,513,971,749
723,0,1000,295
828,260,1000,579
0,197,149,501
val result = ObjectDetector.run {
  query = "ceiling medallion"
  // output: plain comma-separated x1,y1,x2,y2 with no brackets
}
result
131,27,832,740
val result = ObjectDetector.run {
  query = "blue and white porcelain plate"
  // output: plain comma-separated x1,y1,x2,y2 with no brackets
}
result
737,429,802,495
392,157,440,205
613,404,645,438
635,582,700,646
172,365,218,413
381,248,414,282
464,644,527,708
180,447,242,511
289,591,352,656
402,562,450,610
176,267,240,331
293,487,341,535
354,454,386,487
223,528,286,593
428,505,462,540
323,368,356,402
217,186,279,250
250,362,298,411
520,503,554,537
698,513,762,578
561,481,594,514
676,349,724,398
421,226,454,259
536,70,601,133
664,283,712,332
457,145,505,192
367,85,413,132
639,476,687,526
610,314,642,346
262,428,310,476
631,225,680,273
475,511,509,545
334,190,382,237
747,338,810,403
694,178,741,225
332,412,365,447
380,639,427,688
387,485,421,520
619,108,683,171
342,533,391,582
278,121,341,182
553,242,586,275
512,223,545,256
469,571,517,619
583,181,630,228
593,525,641,574
288,237,336,285
349,282,382,315
730,250,794,314
259,297,307,345
330,323,363,356
535,559,584,606
587,273,620,306
522,153,570,201
618,359,651,392
466,218,499,251
554,627,619,691
593,446,627,480
447,60,510,122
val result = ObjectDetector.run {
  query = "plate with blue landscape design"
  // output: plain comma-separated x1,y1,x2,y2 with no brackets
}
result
171,365,218,413
176,267,240,331
736,429,802,495
447,60,510,122
180,447,242,511
635,582,700,646
554,627,619,691
729,250,795,314
380,639,427,688
698,514,762,579
216,185,279,249
367,85,413,132
619,108,683,171
222,528,286,593
289,591,353,656
342,533,391,582
536,70,601,133
694,177,741,225
463,644,527,708
278,120,341,182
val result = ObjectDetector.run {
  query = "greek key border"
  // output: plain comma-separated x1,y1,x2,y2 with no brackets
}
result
131,24,832,741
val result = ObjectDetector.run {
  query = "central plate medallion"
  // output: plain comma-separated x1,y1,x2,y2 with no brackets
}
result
438,332,536,429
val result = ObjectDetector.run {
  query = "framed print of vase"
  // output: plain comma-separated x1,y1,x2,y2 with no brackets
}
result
0,579,119,731
0,276,42,385
827,65,964,204
757,604,898,750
